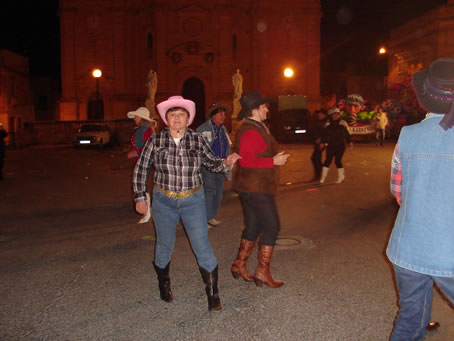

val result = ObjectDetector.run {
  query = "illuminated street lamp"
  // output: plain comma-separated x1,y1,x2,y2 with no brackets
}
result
92,68,102,99
378,46,387,55
283,67,294,78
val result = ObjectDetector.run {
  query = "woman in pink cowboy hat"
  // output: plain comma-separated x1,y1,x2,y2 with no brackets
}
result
132,95,240,311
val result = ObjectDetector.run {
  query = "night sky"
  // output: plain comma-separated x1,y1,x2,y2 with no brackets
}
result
0,0,60,78
0,0,448,83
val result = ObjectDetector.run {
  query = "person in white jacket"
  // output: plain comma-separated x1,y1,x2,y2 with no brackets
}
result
374,106,388,146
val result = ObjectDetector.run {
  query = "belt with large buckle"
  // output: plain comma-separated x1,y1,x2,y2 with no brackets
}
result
155,184,202,199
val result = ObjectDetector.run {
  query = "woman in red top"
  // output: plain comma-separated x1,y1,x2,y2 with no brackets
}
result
127,107,156,223
231,91,290,288
127,107,155,164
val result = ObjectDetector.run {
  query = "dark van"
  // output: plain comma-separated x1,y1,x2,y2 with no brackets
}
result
270,107,311,143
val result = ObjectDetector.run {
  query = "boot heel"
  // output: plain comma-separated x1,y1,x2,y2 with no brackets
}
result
254,279,263,287
231,271,240,279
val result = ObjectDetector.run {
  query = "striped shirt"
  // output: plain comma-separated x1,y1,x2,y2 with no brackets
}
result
133,128,229,202
390,145,402,205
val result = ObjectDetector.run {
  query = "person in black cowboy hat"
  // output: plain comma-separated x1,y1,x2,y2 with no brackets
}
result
196,103,233,228
231,91,290,288
386,58,454,340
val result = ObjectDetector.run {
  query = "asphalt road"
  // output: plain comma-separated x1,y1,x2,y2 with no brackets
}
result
1,142,453,340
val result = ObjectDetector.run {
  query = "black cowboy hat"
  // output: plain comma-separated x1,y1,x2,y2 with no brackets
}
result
237,91,276,120
413,57,454,130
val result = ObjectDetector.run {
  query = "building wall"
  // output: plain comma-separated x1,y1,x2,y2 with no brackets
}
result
59,0,321,126
388,0,454,85
0,49,35,144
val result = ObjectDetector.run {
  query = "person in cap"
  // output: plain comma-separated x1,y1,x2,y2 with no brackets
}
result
196,103,232,228
319,106,352,184
231,91,290,288
0,123,7,181
132,95,241,311
386,58,454,340
127,107,156,224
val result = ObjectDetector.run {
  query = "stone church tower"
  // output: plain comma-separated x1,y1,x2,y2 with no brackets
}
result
59,0,321,127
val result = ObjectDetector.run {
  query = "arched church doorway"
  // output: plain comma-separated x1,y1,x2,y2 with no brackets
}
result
181,77,205,128
87,94,104,120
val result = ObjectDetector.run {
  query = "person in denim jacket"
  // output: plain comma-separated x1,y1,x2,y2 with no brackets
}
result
387,58,454,341
196,103,232,228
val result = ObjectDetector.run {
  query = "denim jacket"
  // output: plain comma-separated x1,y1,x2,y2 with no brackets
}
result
196,119,232,180
386,113,454,276
196,120,231,155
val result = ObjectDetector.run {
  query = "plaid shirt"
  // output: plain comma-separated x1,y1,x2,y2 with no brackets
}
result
133,128,229,202
390,144,402,205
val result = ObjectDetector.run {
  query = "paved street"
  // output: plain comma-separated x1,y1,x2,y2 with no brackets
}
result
1,142,453,340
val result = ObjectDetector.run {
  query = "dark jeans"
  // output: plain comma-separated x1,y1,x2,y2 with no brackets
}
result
201,167,225,221
311,144,324,179
390,265,454,341
323,145,345,168
238,192,281,246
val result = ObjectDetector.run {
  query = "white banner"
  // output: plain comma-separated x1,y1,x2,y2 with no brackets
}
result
347,124,376,135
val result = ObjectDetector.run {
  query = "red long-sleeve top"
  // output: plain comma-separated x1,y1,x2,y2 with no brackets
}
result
238,129,274,169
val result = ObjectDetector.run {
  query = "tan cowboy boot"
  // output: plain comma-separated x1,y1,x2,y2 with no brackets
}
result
231,238,256,282
254,244,284,288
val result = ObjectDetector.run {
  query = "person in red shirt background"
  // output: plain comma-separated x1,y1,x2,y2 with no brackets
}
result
127,107,155,164
127,107,156,223
231,91,290,288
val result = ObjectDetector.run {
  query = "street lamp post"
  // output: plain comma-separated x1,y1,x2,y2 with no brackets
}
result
91,68,103,119
283,67,295,95
92,68,102,99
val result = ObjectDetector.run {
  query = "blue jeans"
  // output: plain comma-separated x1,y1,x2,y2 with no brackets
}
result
151,186,217,272
201,168,225,221
390,264,454,341
238,192,281,246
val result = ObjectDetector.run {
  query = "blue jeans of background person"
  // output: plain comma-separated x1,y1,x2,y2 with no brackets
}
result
238,192,280,246
390,264,454,341
151,186,217,272
201,167,225,221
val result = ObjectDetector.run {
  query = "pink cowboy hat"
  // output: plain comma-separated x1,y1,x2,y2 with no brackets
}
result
156,96,196,126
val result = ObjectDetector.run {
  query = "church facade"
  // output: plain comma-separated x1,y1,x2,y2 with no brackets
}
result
59,0,321,128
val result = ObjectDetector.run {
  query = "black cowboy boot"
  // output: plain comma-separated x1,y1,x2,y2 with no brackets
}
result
199,266,222,311
153,262,173,303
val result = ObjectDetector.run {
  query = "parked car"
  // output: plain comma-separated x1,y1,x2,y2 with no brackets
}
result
74,123,111,148
271,108,311,143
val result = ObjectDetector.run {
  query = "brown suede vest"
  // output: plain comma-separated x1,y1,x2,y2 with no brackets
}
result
233,119,279,194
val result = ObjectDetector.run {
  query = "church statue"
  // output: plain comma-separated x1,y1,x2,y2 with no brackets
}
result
145,69,158,120
231,69,243,119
